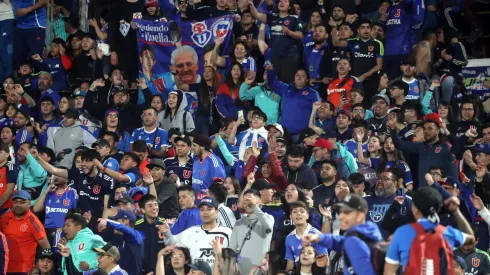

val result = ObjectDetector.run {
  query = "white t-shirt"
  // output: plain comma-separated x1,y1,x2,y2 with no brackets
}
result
0,0,14,21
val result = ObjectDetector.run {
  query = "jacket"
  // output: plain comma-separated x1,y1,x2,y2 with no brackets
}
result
159,89,195,133
216,83,247,120
390,128,458,187
239,82,281,125
106,220,144,275
318,222,382,275
309,142,358,180
155,178,179,219
267,70,320,134
33,55,72,91
62,228,106,275
170,207,202,235
47,121,97,168
243,154,288,192
135,217,166,274
17,153,48,206
282,163,318,186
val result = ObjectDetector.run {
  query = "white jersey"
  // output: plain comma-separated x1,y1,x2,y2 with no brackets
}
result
165,224,232,267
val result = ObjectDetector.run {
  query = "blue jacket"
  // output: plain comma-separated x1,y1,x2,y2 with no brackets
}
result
267,70,320,134
106,220,144,275
170,207,202,235
318,222,382,275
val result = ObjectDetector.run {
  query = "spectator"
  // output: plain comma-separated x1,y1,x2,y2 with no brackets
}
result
159,90,195,133
90,243,128,274
16,142,48,206
216,63,246,120
131,107,169,159
208,182,236,229
230,189,274,273
283,145,317,186
171,185,202,234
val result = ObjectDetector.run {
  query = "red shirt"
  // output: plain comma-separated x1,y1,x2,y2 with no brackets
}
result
0,210,46,273
0,162,17,209
327,77,356,111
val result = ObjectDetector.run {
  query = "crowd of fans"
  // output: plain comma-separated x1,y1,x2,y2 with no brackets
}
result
0,0,489,274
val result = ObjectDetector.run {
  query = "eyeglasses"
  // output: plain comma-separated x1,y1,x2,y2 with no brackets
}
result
252,115,264,121
379,177,395,182
352,109,364,113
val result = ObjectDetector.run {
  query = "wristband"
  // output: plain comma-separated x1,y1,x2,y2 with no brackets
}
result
102,167,107,173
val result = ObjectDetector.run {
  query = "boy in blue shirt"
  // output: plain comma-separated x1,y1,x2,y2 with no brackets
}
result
384,187,475,274
285,201,327,271
302,194,382,275
93,139,119,172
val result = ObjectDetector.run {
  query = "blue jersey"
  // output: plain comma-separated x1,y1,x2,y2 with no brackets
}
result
266,13,303,58
84,266,128,275
137,71,174,104
163,156,193,186
44,187,78,229
12,0,47,28
39,89,61,109
15,127,32,148
103,157,120,172
235,130,268,153
225,56,257,73
304,42,328,89
365,194,412,228
285,224,328,263
130,127,169,151
122,167,142,188
302,29,314,47
404,78,421,100
170,207,202,235
192,153,225,200
386,219,464,270
344,139,367,162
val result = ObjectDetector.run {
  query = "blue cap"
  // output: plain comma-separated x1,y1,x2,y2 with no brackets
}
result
198,196,219,209
104,109,119,117
127,187,148,198
12,190,31,200
474,143,490,155
72,90,87,98
110,209,136,222
454,255,466,270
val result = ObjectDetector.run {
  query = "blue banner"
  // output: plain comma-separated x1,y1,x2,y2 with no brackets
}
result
135,16,234,106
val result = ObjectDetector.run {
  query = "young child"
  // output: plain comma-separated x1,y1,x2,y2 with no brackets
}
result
31,38,72,91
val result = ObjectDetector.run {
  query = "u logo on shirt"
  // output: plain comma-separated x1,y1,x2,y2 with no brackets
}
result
79,242,85,250
93,185,101,195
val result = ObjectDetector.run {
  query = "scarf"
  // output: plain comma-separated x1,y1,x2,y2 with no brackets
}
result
238,127,268,161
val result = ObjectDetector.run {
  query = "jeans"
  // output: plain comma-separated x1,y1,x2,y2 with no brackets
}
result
0,19,14,81
441,75,456,103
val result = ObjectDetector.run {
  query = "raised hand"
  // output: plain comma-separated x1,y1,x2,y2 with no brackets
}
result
318,204,332,220
143,173,154,185
470,194,484,210
251,141,260,157
444,196,460,213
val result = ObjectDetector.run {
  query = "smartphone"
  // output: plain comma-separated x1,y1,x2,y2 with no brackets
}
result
238,110,244,119
341,90,348,101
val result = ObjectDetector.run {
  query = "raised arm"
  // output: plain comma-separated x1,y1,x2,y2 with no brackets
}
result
211,37,226,68
30,148,67,178
247,0,267,23
257,23,268,55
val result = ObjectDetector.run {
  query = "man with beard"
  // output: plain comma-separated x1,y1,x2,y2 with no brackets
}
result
13,109,33,147
0,190,50,274
389,119,459,187
131,107,169,158
366,93,389,134
330,6,346,26
192,134,225,199
304,25,329,90
371,22,385,41
70,33,98,86
37,72,61,108
365,169,412,233
35,148,114,226
390,58,430,103
312,160,338,207
283,145,317,186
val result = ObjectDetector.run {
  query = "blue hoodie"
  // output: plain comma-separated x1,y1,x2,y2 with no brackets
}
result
317,222,382,275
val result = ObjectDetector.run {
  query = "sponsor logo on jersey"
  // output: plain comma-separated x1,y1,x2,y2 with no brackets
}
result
435,146,442,153
20,223,28,232
354,52,374,58
46,207,69,214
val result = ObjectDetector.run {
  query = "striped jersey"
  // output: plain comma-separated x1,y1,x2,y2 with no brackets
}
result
217,204,236,229
285,224,328,263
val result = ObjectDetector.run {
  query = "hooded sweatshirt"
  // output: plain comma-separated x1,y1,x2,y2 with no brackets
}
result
283,163,318,186
159,90,195,133
62,228,106,275
47,121,97,168
317,221,383,275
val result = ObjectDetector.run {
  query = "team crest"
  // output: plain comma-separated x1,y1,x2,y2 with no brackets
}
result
368,46,374,52
201,170,206,177
155,137,161,145
20,223,28,232
183,170,192,179
93,185,101,195
472,257,480,267
212,17,233,38
435,146,442,153
79,242,85,250
284,20,290,25
153,78,166,93
215,236,224,244
302,91,309,95
414,86,419,93
191,22,212,48
133,12,142,19
63,199,70,206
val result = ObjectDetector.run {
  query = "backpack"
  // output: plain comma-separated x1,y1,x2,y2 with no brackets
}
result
404,223,454,275
343,231,389,275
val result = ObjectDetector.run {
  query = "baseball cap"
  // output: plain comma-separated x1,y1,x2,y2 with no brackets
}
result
400,56,415,66
187,262,212,275
173,135,192,146
72,90,87,98
213,177,225,184
110,209,136,222
251,178,276,191
372,93,390,106
193,134,212,148
93,243,121,262
146,158,165,170
389,80,409,95
12,190,31,200
145,0,159,7
438,180,459,189
128,187,148,203
92,139,110,149
104,109,119,117
454,255,467,270
199,196,219,209
276,137,286,145
321,128,337,139
335,194,368,213
37,248,55,261
64,108,79,119
266,123,284,135
115,194,134,205
412,186,443,222
311,138,332,150
424,112,443,129
299,128,317,142
474,143,490,155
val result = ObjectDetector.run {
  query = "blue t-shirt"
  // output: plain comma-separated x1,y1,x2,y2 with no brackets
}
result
130,127,169,151
12,0,47,28
192,153,225,200
344,139,367,162
386,219,465,270
304,42,328,89
44,187,78,229
285,224,328,262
